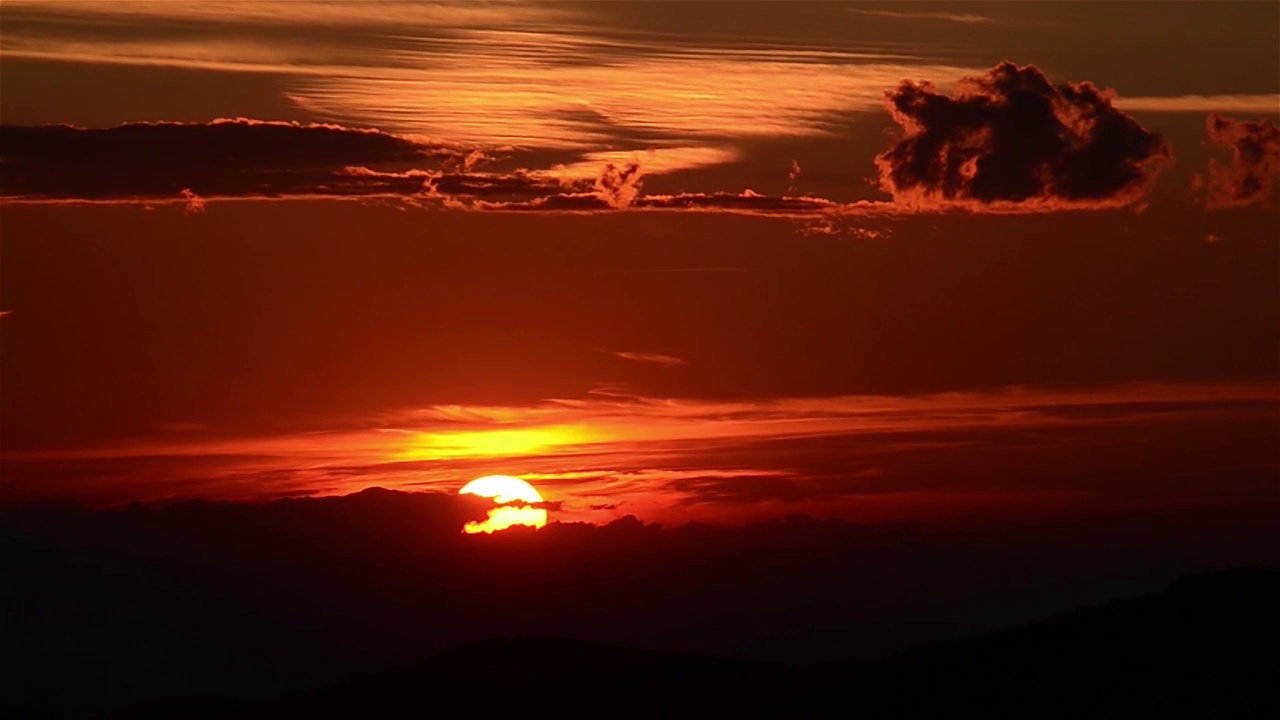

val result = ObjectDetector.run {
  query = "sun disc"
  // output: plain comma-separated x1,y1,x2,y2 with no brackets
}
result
459,475,547,533
459,475,543,504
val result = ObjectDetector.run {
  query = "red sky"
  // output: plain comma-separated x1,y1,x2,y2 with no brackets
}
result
1,1,1277,526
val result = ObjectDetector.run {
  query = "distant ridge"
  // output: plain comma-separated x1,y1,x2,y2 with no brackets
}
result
109,567,1280,719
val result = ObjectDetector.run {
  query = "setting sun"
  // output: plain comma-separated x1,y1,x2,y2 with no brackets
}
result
458,475,548,534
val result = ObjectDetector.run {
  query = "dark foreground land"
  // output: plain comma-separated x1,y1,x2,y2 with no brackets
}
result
17,567,1277,719
6,491,1279,718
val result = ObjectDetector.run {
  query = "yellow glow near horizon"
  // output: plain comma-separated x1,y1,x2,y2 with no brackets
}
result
397,425,592,462
459,475,548,534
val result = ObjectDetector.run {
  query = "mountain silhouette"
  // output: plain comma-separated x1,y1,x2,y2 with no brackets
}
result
107,567,1279,719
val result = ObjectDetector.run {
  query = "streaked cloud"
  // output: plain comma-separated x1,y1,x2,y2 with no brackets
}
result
613,352,688,368
286,55,976,148
0,0,976,152
1116,94,1280,114
5,382,1275,519
0,0,574,32
550,147,740,182
851,9,999,24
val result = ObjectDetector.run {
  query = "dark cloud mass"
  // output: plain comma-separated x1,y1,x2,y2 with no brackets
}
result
1201,114,1280,208
0,119,470,200
876,61,1172,210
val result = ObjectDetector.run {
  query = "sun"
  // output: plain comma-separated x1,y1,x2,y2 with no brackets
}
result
458,475,548,534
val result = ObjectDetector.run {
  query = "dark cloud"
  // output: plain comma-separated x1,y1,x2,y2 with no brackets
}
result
0,120,856,216
1199,114,1280,208
0,120,577,206
0,119,471,200
875,61,1172,211
594,161,644,208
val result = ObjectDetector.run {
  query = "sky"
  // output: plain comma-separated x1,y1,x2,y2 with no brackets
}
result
1,0,1278,528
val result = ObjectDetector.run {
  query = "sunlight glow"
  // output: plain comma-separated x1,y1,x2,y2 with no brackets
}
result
397,426,593,461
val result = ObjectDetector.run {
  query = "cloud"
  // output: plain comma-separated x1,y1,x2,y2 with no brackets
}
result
875,61,1172,211
613,352,688,368
6,381,1276,515
1198,114,1280,209
594,161,644,209
851,9,999,24
1114,95,1280,114
466,188,855,216
551,147,739,181
0,119,470,201
0,90,1195,217
798,217,889,239
180,188,207,215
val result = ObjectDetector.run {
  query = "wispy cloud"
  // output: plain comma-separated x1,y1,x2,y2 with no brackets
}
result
5,382,1275,519
851,9,1000,24
0,1,575,32
284,57,976,149
613,352,688,368
1115,94,1280,114
0,1,976,152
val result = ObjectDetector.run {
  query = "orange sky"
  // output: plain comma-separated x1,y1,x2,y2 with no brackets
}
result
1,1,1278,526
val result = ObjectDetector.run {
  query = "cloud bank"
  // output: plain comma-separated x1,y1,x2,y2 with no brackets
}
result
0,119,467,200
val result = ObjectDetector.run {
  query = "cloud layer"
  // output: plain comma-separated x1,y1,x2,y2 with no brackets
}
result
4,63,1274,218
875,62,1172,210
5,382,1275,523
